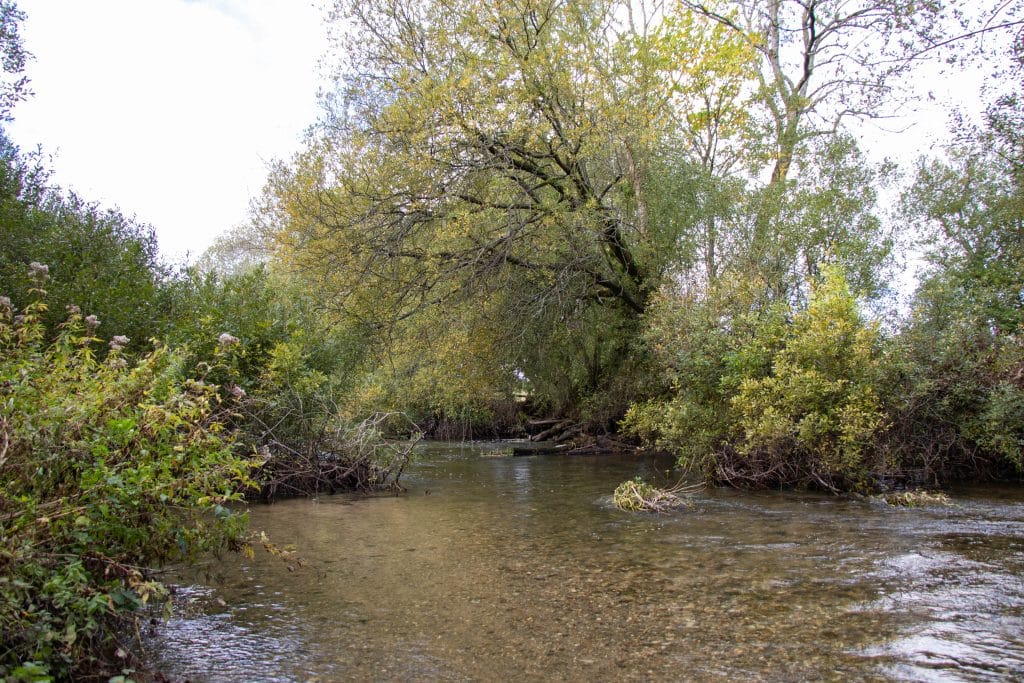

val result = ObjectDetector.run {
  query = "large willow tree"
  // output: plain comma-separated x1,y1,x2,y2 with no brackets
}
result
264,0,952,425
268,0,701,421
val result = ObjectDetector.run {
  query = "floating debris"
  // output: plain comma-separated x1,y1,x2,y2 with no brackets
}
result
878,490,952,507
612,477,699,513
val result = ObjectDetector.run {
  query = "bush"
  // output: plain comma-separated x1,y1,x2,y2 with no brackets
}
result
239,337,418,499
729,265,885,489
0,131,169,351
0,274,257,680
629,266,887,490
883,282,1024,482
623,275,784,478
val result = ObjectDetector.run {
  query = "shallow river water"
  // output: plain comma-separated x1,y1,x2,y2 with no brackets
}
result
152,442,1024,681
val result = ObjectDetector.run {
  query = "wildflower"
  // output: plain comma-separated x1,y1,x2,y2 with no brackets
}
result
84,315,100,333
228,384,247,399
65,304,80,315
0,296,10,313
109,357,128,370
13,314,25,325
109,335,130,351
218,332,240,348
28,261,49,283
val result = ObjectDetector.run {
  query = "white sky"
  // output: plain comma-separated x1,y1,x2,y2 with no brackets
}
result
7,0,329,263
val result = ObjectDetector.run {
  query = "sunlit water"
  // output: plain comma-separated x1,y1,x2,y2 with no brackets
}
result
149,442,1024,681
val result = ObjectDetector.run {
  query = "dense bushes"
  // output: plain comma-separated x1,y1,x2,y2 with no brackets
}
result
0,276,257,680
625,68,1024,491
729,267,885,489
0,255,419,677
882,275,1024,483
157,264,416,497
627,267,889,489
629,263,1022,490
0,132,170,350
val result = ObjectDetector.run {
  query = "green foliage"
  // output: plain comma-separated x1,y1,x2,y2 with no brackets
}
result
904,146,1023,334
629,266,886,489
159,265,291,384
266,0,704,424
730,266,885,487
0,1,30,120
242,333,381,497
777,136,896,299
624,273,788,477
0,283,257,679
517,302,656,430
887,281,1024,479
0,131,168,350
633,122,1022,490
157,262,412,496
886,125,1024,481
161,264,365,419
341,298,521,433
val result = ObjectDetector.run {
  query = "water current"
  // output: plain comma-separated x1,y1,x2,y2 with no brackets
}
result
151,442,1024,681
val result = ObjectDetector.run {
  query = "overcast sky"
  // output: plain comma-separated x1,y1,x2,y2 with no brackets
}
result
7,0,329,263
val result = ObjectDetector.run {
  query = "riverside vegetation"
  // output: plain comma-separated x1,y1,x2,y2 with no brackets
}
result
1,0,1023,678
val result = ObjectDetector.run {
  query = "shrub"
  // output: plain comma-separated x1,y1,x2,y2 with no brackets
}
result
730,265,885,489
239,338,418,499
0,275,257,680
0,131,169,351
629,266,887,491
623,275,787,478
884,288,1024,482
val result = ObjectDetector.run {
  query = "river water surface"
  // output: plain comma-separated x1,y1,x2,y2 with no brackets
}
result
152,442,1024,681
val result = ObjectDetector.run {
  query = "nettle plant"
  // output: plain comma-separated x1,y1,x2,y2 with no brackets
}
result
0,263,258,680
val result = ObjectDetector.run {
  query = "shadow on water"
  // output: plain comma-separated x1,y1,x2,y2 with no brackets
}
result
150,442,1024,681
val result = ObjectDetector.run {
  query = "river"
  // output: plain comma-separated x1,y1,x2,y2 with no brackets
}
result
150,442,1024,681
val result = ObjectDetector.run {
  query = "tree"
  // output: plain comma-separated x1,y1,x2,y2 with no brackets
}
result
269,0,699,419
0,0,29,120
0,131,168,349
676,0,941,183
665,1,941,303
906,149,1023,333
766,133,895,298
651,2,760,283
889,60,1024,481
292,0,679,317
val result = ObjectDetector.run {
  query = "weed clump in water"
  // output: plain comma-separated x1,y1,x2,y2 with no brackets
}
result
613,477,696,512
879,490,952,507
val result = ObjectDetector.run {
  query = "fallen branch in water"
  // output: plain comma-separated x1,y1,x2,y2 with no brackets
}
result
613,478,700,513
241,404,421,500
878,489,952,507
